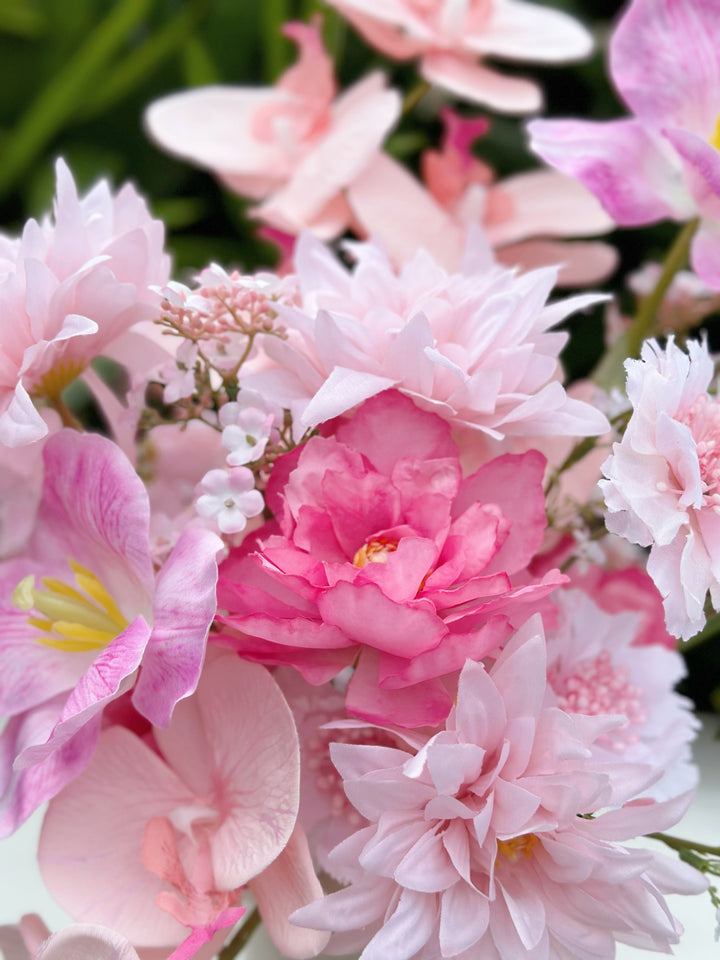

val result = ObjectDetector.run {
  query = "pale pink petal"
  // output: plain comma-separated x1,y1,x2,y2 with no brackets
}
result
250,825,330,959
471,0,592,61
497,239,619,286
421,53,542,113
35,925,141,960
690,219,720,289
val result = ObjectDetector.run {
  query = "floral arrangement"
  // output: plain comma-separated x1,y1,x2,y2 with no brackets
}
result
2,1,720,959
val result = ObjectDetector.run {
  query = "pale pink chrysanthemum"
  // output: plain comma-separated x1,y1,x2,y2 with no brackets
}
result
546,587,698,801
293,616,704,960
600,337,720,640
0,159,170,447
240,232,609,444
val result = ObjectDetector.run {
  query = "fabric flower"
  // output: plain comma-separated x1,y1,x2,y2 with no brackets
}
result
546,587,698,800
323,0,592,112
240,232,609,445
0,159,170,447
347,110,617,285
293,616,704,960
600,337,720,639
528,0,720,289
145,20,400,239
216,391,565,727
0,430,221,836
195,467,264,535
38,654,328,960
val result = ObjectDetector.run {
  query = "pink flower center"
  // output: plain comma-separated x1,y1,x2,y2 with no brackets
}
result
678,393,720,505
352,537,398,568
308,726,397,827
551,651,647,750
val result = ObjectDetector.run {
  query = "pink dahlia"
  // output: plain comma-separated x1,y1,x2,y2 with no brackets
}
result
216,391,564,727
293,617,705,960
323,0,592,113
0,159,170,447
600,337,720,640
240,233,609,445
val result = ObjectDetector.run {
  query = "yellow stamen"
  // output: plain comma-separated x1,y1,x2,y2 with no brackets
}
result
13,562,129,653
497,834,539,863
30,359,85,401
352,538,398,568
710,115,720,152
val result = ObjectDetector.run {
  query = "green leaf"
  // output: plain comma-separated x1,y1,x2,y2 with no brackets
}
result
0,0,152,198
182,35,221,87
0,1,46,37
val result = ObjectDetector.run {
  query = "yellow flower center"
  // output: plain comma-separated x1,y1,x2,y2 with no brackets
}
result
710,116,720,152
496,834,539,862
31,359,85,401
352,538,398,568
13,560,129,652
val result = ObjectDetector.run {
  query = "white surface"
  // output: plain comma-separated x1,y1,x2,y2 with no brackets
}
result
1,719,719,958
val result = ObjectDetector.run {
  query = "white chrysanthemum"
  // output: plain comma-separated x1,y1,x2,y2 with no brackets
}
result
601,337,720,639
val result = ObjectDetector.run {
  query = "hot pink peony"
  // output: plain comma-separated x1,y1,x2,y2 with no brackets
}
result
145,21,400,239
323,0,593,112
528,0,720,289
600,337,720,640
0,160,170,447
38,654,328,960
239,233,609,446
0,430,221,836
348,110,617,285
293,617,704,959
216,391,565,727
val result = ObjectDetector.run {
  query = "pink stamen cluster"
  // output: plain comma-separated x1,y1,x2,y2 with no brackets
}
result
160,274,286,343
679,393,720,507
551,650,647,750
306,724,398,827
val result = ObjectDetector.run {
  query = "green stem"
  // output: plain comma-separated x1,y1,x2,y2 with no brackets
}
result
218,908,261,960
627,218,700,358
592,218,699,390
648,832,720,858
403,79,431,115
50,395,84,432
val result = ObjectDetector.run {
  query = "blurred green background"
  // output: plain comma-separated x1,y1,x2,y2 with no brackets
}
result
3,0,718,708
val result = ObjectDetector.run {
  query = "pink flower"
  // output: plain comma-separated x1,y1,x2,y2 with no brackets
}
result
528,0,720,289
0,430,221,836
293,617,704,959
546,587,698,800
195,467,265,535
324,0,592,112
600,337,720,640
240,233,609,445
216,391,565,727
38,655,328,960
348,111,617,285
145,21,400,239
0,159,170,447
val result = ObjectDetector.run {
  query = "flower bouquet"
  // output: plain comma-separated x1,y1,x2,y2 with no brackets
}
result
1,0,720,958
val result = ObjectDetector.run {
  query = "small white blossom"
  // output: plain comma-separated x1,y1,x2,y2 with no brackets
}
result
161,340,199,404
220,400,276,466
195,467,264,535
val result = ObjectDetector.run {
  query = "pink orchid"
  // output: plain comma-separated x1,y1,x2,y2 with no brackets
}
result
145,21,400,239
600,337,720,640
38,655,328,960
216,391,565,727
528,0,720,289
323,0,592,112
0,159,170,447
293,616,704,959
239,233,610,447
0,430,221,836
348,111,617,285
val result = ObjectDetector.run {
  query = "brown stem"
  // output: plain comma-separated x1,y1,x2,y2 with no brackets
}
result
217,908,261,960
